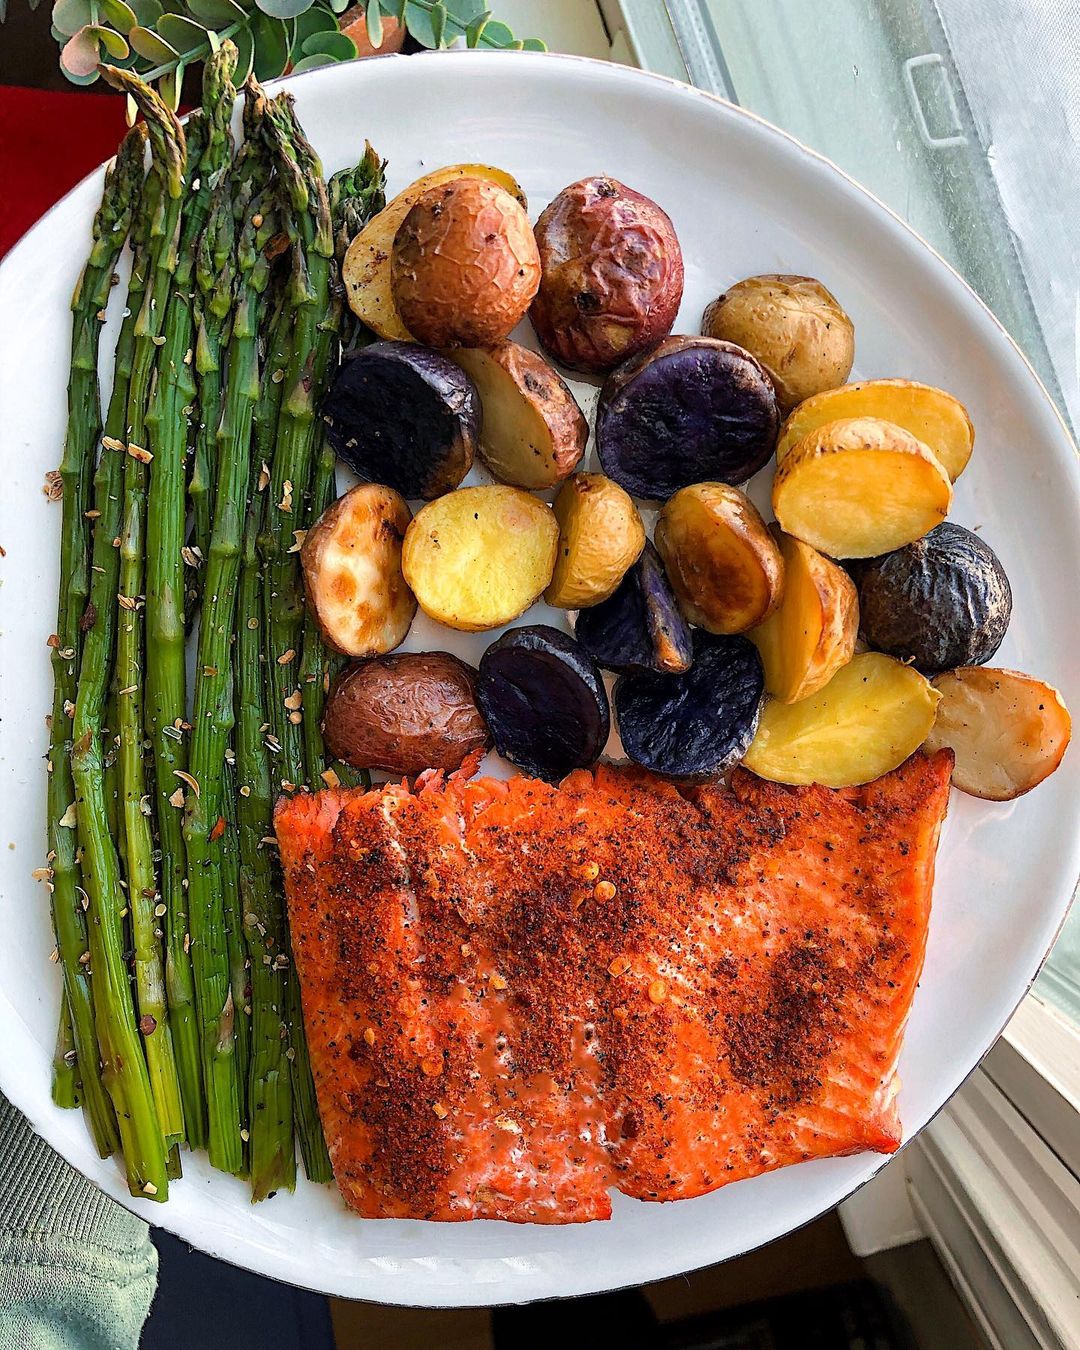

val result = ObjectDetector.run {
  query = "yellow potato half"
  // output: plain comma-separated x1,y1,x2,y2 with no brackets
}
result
545,473,645,609
742,652,941,787
748,530,858,703
772,416,952,559
776,379,974,481
402,486,558,632
342,163,527,342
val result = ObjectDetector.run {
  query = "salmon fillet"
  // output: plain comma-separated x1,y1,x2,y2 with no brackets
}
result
275,751,952,1223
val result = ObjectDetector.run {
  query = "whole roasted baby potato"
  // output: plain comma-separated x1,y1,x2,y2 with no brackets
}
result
530,175,684,374
597,336,780,500
323,652,490,776
449,341,587,490
655,482,784,634
702,274,854,411
392,178,541,348
545,473,645,609
301,484,416,658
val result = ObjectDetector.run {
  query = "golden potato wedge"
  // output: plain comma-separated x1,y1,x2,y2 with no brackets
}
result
924,667,1072,800
402,485,558,632
545,473,645,609
748,529,858,702
742,652,941,787
772,416,952,559
701,274,854,411
654,482,784,634
342,163,527,342
300,484,416,658
449,342,588,490
776,379,974,480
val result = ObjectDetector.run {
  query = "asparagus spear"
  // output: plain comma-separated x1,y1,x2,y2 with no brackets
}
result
98,67,190,1156
46,124,145,1157
52,995,79,1110
298,148,386,789
144,42,239,1153
184,85,276,1174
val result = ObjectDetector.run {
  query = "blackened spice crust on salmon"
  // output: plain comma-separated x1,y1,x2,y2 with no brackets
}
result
275,752,953,1223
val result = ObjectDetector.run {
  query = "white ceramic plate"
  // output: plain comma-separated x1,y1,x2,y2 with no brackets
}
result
0,52,1077,1307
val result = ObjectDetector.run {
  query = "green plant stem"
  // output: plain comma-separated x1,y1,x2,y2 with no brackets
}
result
46,125,147,1162
52,995,79,1110
219,761,250,1145
184,88,275,1174
145,43,238,1153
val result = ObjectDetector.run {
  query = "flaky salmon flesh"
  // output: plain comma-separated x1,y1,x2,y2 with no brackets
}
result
275,751,952,1223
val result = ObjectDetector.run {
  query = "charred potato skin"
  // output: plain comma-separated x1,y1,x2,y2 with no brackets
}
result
702,274,854,412
392,179,541,348
574,540,693,676
323,652,490,776
654,482,784,634
449,341,588,490
546,473,646,609
301,484,416,658
858,523,1012,674
597,336,781,500
530,176,684,374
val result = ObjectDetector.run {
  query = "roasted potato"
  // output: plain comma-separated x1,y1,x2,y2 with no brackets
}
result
401,485,558,632
342,162,527,342
858,523,1012,674
924,667,1071,800
301,484,416,658
742,652,941,787
530,176,684,374
449,341,587,490
477,626,609,779
575,541,693,676
545,473,645,609
772,416,952,558
776,379,974,480
701,274,854,411
614,632,765,779
392,179,541,348
597,336,780,499
654,482,784,634
323,652,490,775
321,342,480,500
748,529,858,703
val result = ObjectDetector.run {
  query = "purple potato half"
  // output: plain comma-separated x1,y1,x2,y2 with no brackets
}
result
596,336,780,500
321,340,481,500
574,540,692,675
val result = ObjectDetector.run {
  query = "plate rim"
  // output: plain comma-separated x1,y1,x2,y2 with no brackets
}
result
0,48,1077,1306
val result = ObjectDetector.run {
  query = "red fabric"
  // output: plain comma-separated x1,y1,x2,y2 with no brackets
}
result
0,85,131,258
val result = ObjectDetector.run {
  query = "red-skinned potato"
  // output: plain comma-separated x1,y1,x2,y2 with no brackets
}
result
530,176,684,374
391,178,541,348
301,484,416,658
324,652,490,776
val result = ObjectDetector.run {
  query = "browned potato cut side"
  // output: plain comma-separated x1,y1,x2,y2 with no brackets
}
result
654,482,784,634
402,485,558,632
545,473,645,609
300,484,416,658
342,163,527,342
925,667,1072,800
748,530,858,703
743,652,941,787
701,274,854,411
449,342,587,490
772,416,952,558
776,379,974,480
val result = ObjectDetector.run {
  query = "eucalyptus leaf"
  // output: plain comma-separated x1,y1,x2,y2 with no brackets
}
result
129,23,178,59
127,0,162,24
60,26,105,75
290,51,336,71
403,0,482,49
52,0,94,39
300,28,354,58
98,0,137,31
327,0,348,14
158,58,184,109
255,0,313,20
251,10,289,78
51,23,68,41
429,0,446,46
464,8,489,46
157,11,211,56
187,0,246,24
289,5,335,59
476,17,511,46
520,36,544,51
61,64,103,85
231,21,255,79
364,0,381,47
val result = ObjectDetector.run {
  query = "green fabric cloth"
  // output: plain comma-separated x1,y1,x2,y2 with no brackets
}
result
0,1092,156,1350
